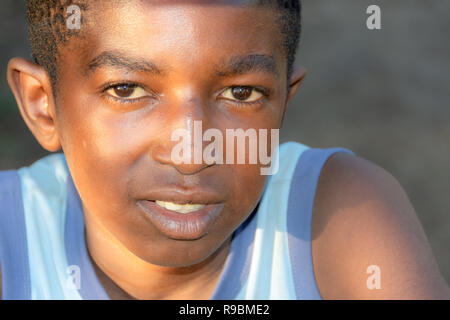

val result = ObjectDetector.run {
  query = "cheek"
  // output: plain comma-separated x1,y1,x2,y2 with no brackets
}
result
57,108,139,220
228,165,268,218
59,101,143,176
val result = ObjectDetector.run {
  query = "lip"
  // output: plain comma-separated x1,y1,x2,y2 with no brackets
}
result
137,188,223,205
137,199,224,240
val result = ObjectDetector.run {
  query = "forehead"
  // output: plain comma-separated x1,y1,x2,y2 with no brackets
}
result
69,1,284,75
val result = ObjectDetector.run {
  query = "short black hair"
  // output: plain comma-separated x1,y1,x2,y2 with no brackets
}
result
27,0,301,94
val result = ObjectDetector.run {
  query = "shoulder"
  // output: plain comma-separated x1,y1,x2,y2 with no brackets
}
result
0,170,15,297
310,151,450,299
0,154,67,300
0,170,20,300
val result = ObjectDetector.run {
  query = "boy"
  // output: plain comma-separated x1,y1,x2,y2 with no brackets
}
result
1,0,449,299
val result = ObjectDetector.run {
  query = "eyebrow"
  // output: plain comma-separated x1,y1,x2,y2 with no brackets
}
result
214,54,278,77
86,51,278,77
87,51,164,75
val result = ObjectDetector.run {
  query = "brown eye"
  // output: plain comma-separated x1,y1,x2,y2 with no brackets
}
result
220,86,264,104
231,86,253,100
105,83,150,101
113,84,136,98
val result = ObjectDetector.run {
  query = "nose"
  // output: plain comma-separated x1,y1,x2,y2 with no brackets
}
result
151,95,213,175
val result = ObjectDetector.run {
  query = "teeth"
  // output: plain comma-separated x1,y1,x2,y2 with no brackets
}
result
155,200,206,214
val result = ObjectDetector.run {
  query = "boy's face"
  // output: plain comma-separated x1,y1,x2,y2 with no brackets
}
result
53,1,295,266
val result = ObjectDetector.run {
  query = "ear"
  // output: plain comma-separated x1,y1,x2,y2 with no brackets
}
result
285,65,307,108
7,57,61,152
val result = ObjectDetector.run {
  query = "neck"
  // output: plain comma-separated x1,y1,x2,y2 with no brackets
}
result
83,205,231,300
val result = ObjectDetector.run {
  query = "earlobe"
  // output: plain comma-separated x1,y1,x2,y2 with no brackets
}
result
285,65,307,108
7,57,61,152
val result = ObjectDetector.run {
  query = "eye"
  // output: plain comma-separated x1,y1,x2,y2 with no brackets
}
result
220,86,265,104
105,83,150,101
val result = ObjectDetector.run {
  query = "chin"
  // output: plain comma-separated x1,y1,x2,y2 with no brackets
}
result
128,233,226,268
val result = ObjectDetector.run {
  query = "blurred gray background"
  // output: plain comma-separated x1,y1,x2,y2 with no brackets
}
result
1,1,449,284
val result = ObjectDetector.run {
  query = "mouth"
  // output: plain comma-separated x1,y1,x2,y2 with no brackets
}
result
137,199,224,240
155,200,206,214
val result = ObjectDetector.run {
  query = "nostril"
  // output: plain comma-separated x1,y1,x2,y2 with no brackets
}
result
152,144,171,165
172,162,211,176
151,143,212,175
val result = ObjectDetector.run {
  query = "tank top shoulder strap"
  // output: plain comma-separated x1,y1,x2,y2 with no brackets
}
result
0,170,31,299
235,141,309,299
286,146,355,299
15,153,83,299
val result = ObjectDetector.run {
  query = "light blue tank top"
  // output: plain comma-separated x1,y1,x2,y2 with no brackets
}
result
0,141,354,300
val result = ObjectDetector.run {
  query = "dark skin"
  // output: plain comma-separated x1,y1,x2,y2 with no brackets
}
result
4,1,450,299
